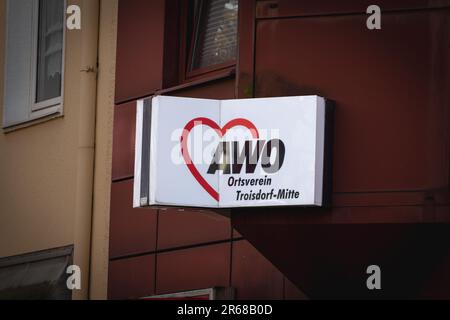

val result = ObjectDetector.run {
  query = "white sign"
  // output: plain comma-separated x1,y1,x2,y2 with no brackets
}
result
134,95,332,209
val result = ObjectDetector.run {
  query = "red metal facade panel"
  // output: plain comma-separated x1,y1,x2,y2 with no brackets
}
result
256,0,450,19
112,101,136,180
231,223,450,299
436,207,450,221
115,0,165,103
284,278,308,300
233,206,426,225
233,229,242,239
158,210,231,250
254,10,450,193
418,254,450,299
231,240,284,300
110,0,450,299
156,243,231,295
110,180,158,258
108,254,155,299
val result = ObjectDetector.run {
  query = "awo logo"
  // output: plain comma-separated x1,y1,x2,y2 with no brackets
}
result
133,95,327,209
180,117,286,201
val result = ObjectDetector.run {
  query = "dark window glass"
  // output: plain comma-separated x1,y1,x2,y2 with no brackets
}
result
190,0,238,71
36,0,65,103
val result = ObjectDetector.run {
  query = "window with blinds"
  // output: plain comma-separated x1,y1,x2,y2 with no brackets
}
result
189,0,238,72
3,0,65,128
36,0,65,103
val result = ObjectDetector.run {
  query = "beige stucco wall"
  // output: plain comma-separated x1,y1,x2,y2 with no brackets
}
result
0,0,117,299
89,0,118,300
0,0,82,258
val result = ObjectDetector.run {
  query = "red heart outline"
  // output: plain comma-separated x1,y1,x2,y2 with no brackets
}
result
180,118,260,202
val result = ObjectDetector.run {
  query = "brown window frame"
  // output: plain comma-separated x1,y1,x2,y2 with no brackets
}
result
179,0,238,83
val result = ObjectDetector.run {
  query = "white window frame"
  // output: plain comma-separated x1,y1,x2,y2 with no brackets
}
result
3,0,66,129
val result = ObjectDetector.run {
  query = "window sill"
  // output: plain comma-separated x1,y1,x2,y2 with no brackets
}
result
157,67,236,95
185,61,237,80
114,68,236,105
3,108,63,134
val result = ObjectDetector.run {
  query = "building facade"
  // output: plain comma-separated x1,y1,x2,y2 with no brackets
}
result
0,0,449,300
108,0,450,300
